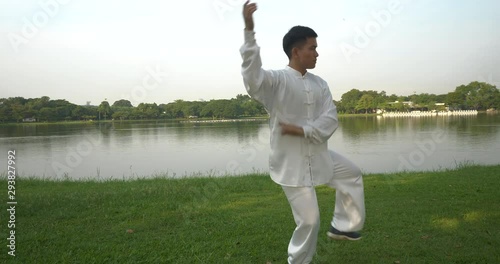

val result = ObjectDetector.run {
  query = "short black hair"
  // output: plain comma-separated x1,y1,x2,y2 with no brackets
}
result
282,26,318,59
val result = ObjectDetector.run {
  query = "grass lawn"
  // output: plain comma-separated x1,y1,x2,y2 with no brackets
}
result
1,165,499,263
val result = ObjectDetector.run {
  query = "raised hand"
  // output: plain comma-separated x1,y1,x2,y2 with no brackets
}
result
242,0,257,31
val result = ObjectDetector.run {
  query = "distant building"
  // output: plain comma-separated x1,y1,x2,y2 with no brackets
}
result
23,117,36,122
388,101,414,107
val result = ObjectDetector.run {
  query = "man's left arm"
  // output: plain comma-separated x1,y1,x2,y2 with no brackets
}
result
280,85,338,143
280,122,305,137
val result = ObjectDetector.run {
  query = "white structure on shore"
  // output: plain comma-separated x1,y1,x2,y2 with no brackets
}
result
180,118,263,123
381,110,478,117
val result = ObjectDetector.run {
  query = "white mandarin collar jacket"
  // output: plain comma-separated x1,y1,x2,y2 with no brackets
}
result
240,30,339,187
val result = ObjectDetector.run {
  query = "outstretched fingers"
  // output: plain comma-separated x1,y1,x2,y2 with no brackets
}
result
243,1,257,18
242,1,257,31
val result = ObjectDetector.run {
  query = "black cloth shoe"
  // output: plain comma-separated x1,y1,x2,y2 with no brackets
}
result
327,226,362,241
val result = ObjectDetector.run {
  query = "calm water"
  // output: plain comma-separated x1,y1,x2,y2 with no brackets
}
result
1,114,499,179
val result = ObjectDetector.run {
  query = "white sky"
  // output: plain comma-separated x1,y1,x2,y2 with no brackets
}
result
1,0,499,106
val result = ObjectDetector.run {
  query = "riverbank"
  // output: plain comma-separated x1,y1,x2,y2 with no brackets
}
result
2,111,498,126
0,114,381,126
1,165,499,263
0,117,269,126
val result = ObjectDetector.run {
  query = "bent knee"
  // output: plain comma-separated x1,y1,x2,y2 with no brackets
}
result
298,214,320,230
352,165,362,178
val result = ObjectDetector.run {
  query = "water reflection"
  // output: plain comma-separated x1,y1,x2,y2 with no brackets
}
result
1,114,499,179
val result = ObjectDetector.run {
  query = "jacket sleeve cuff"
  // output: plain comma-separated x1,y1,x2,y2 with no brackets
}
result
302,125,313,139
244,29,256,43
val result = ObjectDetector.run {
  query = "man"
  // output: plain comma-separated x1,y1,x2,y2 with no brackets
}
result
240,1,365,263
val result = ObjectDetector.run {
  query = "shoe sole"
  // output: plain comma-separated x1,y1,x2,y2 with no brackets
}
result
327,231,362,241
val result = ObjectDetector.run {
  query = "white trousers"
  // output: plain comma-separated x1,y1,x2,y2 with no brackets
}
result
282,150,365,264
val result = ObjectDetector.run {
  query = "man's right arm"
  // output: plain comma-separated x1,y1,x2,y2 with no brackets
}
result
240,1,276,110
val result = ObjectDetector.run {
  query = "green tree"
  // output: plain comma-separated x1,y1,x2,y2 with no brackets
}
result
446,91,464,110
0,99,12,122
334,100,345,114
201,100,228,118
112,108,132,120
112,99,133,108
223,100,243,118
182,102,202,118
98,101,111,121
145,103,160,119
235,94,266,116
395,102,408,112
38,107,56,122
426,101,437,111
355,94,375,113
372,90,387,110
72,106,87,120
159,103,176,119
378,101,391,112
495,93,500,109
235,94,251,102
132,103,158,119
340,89,363,114
477,83,499,110
170,100,186,118
448,81,499,110
387,94,398,102
83,106,98,120
10,103,26,122
241,98,265,116
46,99,75,121
200,102,215,118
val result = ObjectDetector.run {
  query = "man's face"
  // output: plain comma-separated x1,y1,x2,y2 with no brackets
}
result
296,37,318,69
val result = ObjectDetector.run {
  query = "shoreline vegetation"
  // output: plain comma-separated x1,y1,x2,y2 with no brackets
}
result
1,111,499,126
1,164,499,263
1,81,498,124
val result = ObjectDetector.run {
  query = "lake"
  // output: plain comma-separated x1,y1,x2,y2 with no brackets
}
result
1,114,499,180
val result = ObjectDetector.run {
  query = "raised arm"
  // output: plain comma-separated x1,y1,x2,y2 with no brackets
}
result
240,1,278,111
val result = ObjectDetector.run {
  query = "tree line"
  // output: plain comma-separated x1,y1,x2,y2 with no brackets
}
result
337,81,499,114
0,94,267,122
0,81,498,123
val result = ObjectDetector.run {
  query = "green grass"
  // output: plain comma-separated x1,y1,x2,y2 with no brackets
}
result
1,165,499,263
